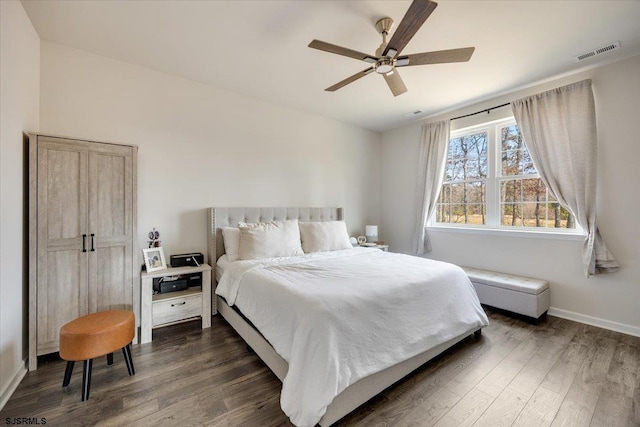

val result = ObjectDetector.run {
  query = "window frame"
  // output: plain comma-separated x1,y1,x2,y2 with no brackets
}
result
430,117,584,237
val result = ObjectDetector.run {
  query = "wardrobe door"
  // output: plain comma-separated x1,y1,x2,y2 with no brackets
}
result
36,138,89,355
87,143,134,313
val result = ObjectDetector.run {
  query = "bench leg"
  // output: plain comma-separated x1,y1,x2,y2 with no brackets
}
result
537,311,548,323
474,329,482,339
107,352,113,366
82,359,93,401
122,344,135,376
62,361,74,388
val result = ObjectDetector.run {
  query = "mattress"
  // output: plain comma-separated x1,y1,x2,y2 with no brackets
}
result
216,248,488,427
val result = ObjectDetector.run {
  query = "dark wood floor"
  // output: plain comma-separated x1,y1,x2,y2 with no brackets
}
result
2,309,638,426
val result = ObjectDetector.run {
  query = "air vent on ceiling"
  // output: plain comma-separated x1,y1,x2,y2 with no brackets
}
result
404,110,423,117
574,41,621,62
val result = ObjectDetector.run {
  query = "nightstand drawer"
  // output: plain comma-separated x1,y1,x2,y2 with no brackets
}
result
153,293,202,326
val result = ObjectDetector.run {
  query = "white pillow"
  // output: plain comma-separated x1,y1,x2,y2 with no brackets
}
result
299,221,352,253
238,219,304,260
222,227,241,262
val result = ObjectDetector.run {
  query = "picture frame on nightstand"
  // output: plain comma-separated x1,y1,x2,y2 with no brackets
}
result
143,247,167,272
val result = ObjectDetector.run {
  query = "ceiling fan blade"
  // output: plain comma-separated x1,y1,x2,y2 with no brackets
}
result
397,47,475,66
309,40,378,63
383,0,438,57
383,70,408,97
325,67,375,92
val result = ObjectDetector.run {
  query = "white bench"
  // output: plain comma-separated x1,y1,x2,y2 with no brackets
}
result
462,267,550,321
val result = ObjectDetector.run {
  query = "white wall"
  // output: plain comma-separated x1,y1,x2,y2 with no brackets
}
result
0,0,40,409
381,55,640,335
39,42,382,260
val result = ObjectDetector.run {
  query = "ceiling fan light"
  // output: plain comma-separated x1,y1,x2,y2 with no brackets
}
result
375,57,395,74
376,64,394,74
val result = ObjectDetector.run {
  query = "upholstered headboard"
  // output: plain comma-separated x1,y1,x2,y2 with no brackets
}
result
207,206,343,274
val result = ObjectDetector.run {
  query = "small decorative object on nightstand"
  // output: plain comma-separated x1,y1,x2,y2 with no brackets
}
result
147,228,161,248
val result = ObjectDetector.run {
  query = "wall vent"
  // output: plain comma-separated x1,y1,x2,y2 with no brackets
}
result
574,41,621,62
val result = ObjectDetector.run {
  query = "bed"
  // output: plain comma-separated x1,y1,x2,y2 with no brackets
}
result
207,207,488,427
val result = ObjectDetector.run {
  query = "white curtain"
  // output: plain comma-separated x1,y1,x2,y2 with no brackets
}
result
413,120,450,254
512,79,619,276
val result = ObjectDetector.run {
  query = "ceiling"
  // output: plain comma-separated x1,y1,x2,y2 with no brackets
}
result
21,0,640,132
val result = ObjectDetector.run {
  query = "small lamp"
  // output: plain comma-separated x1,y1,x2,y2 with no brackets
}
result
365,225,378,244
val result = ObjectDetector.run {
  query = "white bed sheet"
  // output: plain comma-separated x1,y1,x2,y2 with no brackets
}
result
216,248,488,427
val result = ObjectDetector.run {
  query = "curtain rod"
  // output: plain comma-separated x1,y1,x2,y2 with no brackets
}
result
450,102,511,121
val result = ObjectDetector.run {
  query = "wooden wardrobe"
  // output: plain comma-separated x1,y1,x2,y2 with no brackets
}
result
28,133,138,370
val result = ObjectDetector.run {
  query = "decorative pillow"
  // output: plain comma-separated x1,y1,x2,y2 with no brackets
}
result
222,227,241,262
238,219,304,260
298,221,352,253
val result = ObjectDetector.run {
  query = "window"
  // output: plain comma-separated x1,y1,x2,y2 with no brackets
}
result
435,118,576,231
438,131,488,225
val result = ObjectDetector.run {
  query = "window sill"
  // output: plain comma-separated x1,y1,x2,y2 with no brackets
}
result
427,225,586,241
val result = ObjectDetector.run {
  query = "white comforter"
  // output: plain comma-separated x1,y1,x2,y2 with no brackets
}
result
216,248,488,427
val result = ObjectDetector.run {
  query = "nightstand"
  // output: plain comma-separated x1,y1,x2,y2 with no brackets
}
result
140,264,212,344
359,244,389,252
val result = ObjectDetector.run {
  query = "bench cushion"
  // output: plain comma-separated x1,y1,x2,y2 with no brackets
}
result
462,267,548,295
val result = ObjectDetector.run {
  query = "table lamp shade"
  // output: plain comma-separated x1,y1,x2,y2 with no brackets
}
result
365,225,378,243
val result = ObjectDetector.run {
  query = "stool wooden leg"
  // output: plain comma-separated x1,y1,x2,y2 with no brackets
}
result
62,361,74,387
122,344,135,376
82,359,93,401
107,352,113,366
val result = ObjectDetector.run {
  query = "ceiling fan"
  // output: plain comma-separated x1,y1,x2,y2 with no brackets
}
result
308,0,475,97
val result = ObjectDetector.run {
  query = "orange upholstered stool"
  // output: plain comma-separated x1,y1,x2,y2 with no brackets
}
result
59,310,135,401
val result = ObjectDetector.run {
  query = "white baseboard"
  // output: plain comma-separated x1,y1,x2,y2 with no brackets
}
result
548,307,640,337
0,359,27,412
